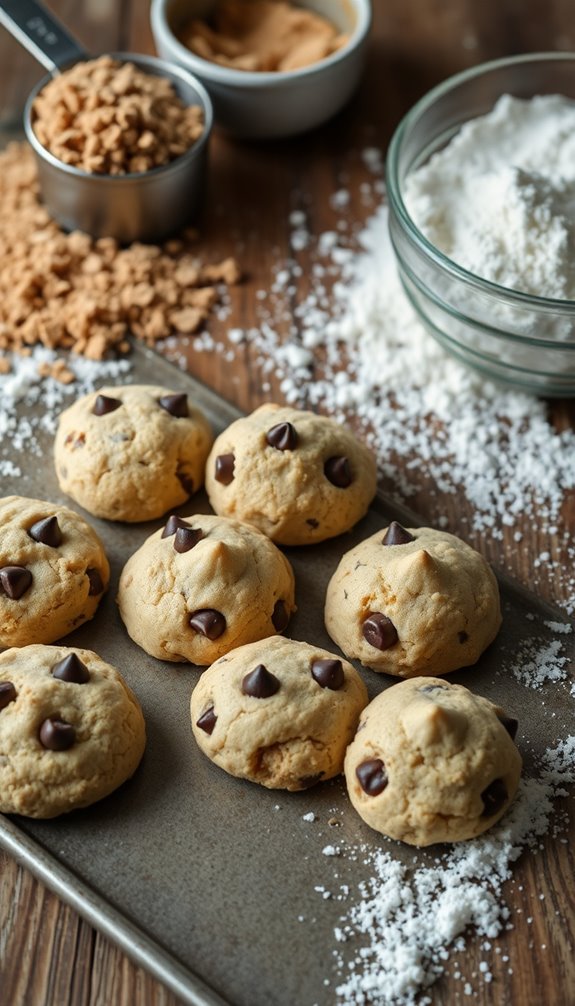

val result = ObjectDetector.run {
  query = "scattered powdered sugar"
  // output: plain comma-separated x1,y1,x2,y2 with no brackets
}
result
506,636,570,688
327,739,575,1005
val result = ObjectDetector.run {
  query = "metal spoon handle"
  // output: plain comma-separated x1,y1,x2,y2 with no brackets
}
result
0,0,86,73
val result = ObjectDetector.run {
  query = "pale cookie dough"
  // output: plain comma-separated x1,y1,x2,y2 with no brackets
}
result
118,513,296,665
0,644,146,818
325,522,501,677
205,403,377,545
0,496,109,648
191,635,368,790
54,384,213,522
345,676,522,845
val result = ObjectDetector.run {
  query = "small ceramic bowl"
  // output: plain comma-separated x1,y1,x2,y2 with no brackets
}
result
150,0,371,139
386,53,575,397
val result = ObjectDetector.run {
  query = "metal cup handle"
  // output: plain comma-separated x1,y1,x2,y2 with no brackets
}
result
0,0,87,74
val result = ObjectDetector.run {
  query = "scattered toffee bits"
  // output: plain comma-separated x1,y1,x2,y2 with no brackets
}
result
32,56,204,176
197,706,217,734
356,758,388,796
266,422,298,451
93,394,121,416
215,453,235,485
86,568,104,596
174,526,203,553
362,612,398,651
162,515,191,538
481,778,508,817
311,658,344,690
39,716,76,751
241,664,280,698
498,714,519,740
382,521,415,546
51,653,90,684
324,455,352,488
189,609,226,639
159,392,188,417
0,143,239,361
272,599,289,632
28,515,62,547
0,566,32,599
0,682,17,710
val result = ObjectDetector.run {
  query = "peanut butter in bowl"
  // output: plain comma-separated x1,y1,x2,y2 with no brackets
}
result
178,0,350,73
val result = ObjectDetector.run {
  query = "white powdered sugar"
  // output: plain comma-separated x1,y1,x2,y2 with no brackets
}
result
404,95,575,299
506,637,570,688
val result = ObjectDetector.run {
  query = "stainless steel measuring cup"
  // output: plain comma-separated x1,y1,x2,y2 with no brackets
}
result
0,0,213,243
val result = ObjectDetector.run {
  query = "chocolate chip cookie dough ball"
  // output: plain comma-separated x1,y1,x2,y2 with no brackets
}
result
325,522,501,678
0,644,146,818
191,636,368,790
204,404,377,545
345,677,522,845
0,496,109,648
118,514,296,665
54,384,213,522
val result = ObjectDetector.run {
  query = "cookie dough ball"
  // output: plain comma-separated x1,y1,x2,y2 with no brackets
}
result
191,635,368,790
54,384,213,522
118,513,296,665
325,522,501,677
204,403,377,545
0,496,109,648
345,677,521,845
0,644,146,818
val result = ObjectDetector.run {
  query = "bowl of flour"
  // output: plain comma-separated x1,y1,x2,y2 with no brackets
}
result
386,52,575,396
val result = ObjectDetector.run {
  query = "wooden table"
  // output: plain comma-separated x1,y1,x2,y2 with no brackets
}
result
1,2,574,1004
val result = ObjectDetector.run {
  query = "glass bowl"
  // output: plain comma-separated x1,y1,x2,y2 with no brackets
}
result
386,53,575,397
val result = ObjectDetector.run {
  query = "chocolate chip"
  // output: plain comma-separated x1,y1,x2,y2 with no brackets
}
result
324,456,352,488
311,658,344,690
362,612,398,651
419,683,449,694
92,394,121,416
28,515,62,547
382,521,415,546
39,716,76,751
498,714,518,740
0,566,32,599
356,758,388,796
271,600,289,632
86,568,104,596
306,518,319,528
458,631,469,644
266,422,298,451
0,682,17,710
52,653,90,684
159,393,188,417
481,778,508,817
214,453,235,485
162,514,190,538
196,706,217,734
298,773,324,789
189,609,226,639
174,527,203,553
241,664,280,698
176,469,194,496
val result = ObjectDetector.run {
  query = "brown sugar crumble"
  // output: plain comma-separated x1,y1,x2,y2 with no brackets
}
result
32,55,204,175
0,143,240,366
179,0,349,73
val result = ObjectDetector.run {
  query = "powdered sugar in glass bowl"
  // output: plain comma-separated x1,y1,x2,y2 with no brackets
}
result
386,53,575,397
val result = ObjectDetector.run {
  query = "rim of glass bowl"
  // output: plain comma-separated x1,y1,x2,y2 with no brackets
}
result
386,51,575,339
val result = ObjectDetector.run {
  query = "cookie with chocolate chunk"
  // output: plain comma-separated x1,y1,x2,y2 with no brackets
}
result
118,514,296,665
0,496,109,648
54,384,213,522
325,523,501,678
0,644,146,818
345,676,521,845
191,635,368,790
204,404,377,545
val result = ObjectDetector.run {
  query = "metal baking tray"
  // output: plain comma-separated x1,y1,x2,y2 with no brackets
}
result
0,345,572,1006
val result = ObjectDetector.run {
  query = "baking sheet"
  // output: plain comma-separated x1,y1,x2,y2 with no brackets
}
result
0,344,573,1006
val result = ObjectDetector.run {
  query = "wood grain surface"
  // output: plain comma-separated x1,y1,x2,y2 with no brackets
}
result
1,2,574,1005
